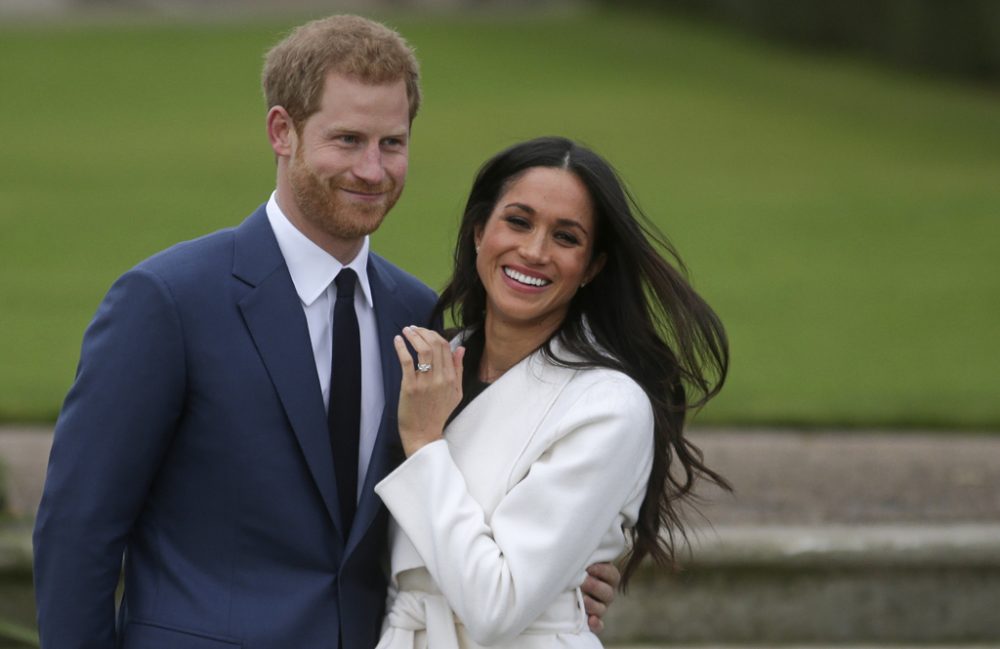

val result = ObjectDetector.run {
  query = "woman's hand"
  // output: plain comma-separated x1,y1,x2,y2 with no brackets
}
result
393,326,465,457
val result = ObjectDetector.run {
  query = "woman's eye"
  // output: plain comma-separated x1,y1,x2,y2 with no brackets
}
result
555,231,580,245
504,215,530,229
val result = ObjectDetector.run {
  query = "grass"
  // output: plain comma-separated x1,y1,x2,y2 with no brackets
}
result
0,619,37,649
1,9,998,428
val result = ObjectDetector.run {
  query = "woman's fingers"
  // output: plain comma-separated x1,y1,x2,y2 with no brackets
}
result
452,345,465,385
401,327,464,412
395,327,463,457
410,327,465,390
393,334,414,377
402,326,434,373
402,326,455,382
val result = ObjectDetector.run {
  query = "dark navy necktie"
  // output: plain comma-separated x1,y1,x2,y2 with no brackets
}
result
328,268,360,532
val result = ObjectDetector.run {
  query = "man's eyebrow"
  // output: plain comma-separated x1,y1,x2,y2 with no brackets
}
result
319,128,408,141
322,127,358,137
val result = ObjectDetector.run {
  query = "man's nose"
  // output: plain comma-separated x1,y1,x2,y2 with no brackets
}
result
353,144,386,185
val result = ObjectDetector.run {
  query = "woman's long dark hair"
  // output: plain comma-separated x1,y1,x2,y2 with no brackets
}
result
434,136,731,588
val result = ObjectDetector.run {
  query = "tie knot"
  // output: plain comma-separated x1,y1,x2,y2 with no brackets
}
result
335,268,357,299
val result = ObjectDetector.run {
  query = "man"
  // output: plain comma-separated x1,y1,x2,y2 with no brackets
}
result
33,15,616,649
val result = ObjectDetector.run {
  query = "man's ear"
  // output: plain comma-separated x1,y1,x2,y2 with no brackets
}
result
267,106,296,158
584,252,607,285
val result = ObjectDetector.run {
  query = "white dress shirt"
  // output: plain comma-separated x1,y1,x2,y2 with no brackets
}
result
266,192,384,499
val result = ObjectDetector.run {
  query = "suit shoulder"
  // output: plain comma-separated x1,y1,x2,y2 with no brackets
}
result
138,227,236,273
126,226,238,290
369,253,436,304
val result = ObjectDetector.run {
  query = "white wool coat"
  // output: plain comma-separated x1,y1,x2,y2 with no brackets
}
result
374,340,654,649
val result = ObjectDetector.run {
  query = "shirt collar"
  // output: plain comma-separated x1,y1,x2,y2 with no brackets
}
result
265,191,374,308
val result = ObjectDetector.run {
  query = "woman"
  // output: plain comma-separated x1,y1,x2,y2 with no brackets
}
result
374,137,729,648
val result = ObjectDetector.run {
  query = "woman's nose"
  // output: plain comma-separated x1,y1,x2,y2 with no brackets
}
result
519,233,548,263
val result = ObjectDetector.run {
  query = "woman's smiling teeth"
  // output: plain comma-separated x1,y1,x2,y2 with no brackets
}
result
503,266,550,287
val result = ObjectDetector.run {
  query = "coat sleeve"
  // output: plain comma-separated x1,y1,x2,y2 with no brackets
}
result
375,376,654,645
32,268,186,649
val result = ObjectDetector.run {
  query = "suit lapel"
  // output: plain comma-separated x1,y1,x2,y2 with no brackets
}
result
346,256,408,556
233,207,346,542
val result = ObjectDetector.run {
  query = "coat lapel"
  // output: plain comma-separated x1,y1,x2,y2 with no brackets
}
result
233,207,345,542
436,342,577,511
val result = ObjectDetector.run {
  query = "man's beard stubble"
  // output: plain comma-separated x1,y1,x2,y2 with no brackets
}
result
288,154,400,241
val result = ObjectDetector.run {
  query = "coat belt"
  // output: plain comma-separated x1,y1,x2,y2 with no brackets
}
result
376,587,588,648
377,590,460,648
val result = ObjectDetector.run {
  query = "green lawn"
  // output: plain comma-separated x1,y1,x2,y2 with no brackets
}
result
1,9,998,428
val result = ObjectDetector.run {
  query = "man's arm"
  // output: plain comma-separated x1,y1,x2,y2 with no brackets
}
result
33,269,185,649
582,562,620,633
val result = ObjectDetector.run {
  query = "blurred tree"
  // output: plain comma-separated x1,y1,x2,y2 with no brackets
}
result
612,0,1000,82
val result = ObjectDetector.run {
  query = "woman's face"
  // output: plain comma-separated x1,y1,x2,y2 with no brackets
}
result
474,166,604,334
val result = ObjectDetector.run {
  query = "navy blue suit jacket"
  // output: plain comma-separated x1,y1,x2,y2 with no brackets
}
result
32,205,438,649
